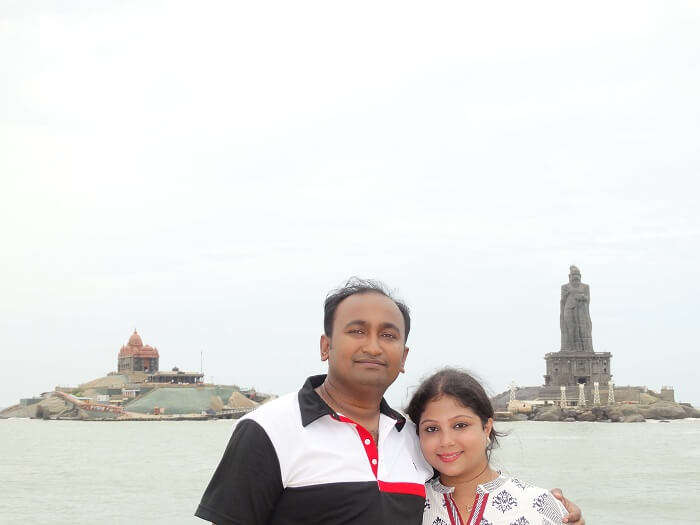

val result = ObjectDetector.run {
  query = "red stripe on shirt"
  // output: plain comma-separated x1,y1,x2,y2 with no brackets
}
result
377,481,426,498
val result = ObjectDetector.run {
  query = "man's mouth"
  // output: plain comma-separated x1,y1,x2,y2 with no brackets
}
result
355,359,386,367
436,451,463,463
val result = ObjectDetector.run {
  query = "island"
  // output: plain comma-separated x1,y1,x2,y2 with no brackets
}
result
490,266,699,422
0,330,274,421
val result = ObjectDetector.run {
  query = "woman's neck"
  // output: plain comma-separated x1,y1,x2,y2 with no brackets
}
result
441,464,499,503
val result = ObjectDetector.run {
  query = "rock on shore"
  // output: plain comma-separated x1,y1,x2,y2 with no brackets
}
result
525,399,699,423
493,384,699,423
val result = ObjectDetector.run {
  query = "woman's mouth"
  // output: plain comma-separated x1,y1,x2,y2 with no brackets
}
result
437,451,463,463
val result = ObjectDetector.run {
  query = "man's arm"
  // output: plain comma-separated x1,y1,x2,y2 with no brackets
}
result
551,488,585,525
195,419,284,525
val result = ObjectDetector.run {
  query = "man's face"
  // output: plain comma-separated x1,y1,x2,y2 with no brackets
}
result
570,273,581,284
320,292,409,392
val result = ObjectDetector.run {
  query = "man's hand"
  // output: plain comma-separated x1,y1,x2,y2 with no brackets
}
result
550,488,585,525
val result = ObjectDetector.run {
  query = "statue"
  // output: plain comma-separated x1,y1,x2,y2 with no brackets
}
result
560,265,593,352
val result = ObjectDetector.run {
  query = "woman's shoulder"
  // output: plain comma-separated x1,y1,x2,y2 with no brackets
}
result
482,475,567,524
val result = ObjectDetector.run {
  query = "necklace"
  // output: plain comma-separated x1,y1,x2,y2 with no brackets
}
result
319,383,380,444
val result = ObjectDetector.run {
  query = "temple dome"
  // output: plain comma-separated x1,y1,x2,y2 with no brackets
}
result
138,344,159,358
128,330,143,347
118,329,159,358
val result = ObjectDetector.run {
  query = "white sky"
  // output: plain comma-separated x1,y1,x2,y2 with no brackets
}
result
2,1,699,409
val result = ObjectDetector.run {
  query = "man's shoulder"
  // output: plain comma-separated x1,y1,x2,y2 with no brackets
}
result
398,418,434,480
240,391,300,430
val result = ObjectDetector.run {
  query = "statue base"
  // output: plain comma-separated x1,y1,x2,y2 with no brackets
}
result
543,350,611,387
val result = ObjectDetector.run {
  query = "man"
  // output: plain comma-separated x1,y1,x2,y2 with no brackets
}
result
196,278,584,524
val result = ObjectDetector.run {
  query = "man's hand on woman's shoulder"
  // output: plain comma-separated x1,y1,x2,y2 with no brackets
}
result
550,488,585,525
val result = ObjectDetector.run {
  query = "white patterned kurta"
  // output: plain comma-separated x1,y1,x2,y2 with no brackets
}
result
423,474,567,525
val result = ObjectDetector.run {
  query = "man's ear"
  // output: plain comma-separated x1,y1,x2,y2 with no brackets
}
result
399,346,409,373
320,334,331,362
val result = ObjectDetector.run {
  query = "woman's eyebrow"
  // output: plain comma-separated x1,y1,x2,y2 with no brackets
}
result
449,414,476,421
421,414,476,425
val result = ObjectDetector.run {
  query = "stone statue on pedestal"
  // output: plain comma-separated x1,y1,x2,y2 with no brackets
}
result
560,265,593,352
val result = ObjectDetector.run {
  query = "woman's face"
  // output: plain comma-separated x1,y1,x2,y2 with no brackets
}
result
418,395,493,481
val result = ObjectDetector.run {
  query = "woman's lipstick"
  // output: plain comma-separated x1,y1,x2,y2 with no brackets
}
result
437,451,463,463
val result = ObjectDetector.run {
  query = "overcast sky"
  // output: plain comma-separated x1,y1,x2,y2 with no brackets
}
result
2,1,699,409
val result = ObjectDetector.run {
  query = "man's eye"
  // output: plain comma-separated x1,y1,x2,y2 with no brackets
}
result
381,333,397,339
348,329,364,334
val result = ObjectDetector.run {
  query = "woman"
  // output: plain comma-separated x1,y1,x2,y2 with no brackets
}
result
406,368,569,525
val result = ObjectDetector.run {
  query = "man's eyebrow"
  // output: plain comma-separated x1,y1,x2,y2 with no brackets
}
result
342,320,402,335
344,320,369,329
378,322,401,333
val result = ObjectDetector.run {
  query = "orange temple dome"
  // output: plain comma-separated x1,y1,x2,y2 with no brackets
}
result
128,331,143,347
118,330,160,359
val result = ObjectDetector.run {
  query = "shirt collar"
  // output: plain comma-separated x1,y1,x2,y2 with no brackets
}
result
298,374,406,431
429,472,507,495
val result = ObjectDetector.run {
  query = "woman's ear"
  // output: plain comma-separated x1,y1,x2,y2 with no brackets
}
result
484,418,494,438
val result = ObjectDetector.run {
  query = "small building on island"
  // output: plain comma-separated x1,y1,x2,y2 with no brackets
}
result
147,367,204,384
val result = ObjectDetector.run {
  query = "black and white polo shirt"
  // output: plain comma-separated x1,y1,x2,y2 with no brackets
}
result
195,374,433,525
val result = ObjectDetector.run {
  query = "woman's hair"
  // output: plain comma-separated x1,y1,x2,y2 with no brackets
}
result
406,367,503,457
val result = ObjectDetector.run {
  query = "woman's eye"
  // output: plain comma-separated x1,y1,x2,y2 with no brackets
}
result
454,422,468,429
423,426,439,433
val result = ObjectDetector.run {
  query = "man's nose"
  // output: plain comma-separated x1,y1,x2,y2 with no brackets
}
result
364,335,382,355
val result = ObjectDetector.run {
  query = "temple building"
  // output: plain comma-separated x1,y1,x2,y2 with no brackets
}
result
118,330,159,373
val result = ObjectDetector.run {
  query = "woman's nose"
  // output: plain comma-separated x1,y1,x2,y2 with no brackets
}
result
439,431,455,447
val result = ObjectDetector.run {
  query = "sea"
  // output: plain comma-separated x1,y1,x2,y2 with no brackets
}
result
2,417,699,524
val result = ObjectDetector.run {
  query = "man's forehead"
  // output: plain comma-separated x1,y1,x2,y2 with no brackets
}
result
335,292,404,323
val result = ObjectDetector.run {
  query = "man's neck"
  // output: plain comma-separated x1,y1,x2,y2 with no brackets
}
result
319,375,384,423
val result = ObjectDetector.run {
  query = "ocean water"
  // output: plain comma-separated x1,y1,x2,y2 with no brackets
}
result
2,417,699,524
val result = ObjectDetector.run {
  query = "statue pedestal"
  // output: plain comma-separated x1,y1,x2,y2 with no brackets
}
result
543,350,611,387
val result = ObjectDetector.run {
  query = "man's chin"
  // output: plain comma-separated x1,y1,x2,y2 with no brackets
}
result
349,371,398,390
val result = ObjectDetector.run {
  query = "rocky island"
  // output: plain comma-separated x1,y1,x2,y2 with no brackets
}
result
491,266,699,423
0,330,273,421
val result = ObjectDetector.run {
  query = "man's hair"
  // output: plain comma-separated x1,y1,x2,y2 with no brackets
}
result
323,277,411,342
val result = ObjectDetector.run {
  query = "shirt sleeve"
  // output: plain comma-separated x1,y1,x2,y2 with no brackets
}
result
195,419,284,525
531,489,568,525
